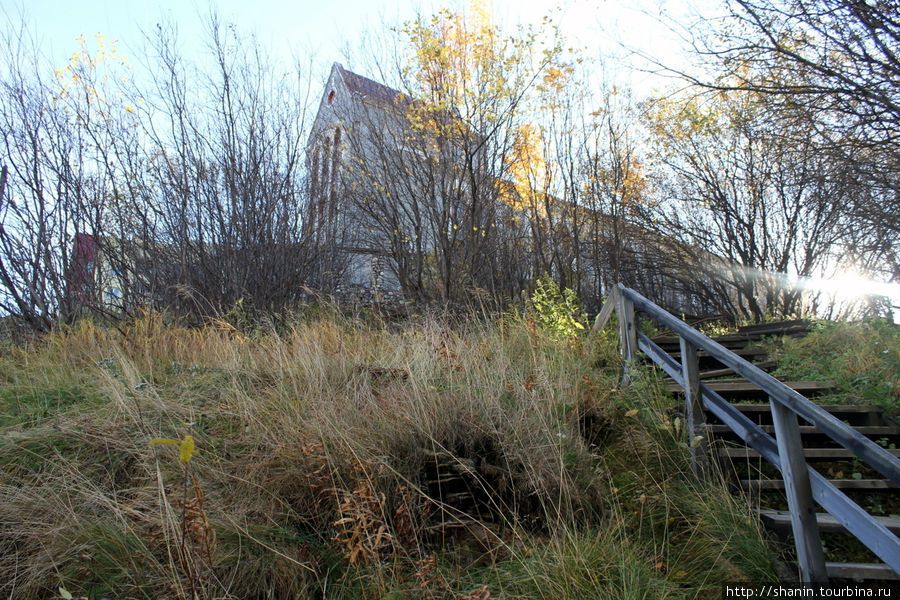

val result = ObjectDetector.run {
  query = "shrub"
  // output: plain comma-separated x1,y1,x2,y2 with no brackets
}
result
527,275,587,342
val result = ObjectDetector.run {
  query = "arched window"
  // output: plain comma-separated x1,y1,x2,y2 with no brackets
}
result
327,90,336,105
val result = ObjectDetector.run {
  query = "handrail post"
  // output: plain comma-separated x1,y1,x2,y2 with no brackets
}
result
617,289,637,384
770,396,827,583
680,338,709,479
590,287,618,336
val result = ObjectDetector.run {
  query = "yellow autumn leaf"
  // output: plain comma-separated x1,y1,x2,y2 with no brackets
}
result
179,435,195,463
149,435,195,464
149,437,180,446
625,409,639,417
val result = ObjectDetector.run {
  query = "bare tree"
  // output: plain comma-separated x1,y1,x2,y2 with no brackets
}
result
133,18,313,317
0,14,315,331
677,0,900,281
644,92,850,321
0,24,109,331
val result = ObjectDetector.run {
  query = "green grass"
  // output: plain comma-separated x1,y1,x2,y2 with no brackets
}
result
0,342,103,428
769,319,900,416
0,310,778,599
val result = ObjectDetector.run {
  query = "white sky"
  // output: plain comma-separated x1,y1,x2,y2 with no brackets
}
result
4,0,896,312
6,0,707,98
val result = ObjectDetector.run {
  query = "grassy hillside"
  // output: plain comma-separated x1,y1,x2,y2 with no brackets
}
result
0,310,777,599
770,319,900,417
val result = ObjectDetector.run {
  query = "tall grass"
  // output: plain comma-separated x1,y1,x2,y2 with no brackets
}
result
0,310,778,598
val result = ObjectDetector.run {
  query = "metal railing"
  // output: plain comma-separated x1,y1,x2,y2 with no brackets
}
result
595,284,900,583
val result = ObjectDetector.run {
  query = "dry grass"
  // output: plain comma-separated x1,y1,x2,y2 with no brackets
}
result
0,310,778,598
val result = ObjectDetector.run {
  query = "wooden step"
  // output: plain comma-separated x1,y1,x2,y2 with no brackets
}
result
758,510,900,535
742,478,899,492
781,561,900,581
825,562,900,580
669,348,770,360
737,320,810,336
712,404,886,426
651,319,809,350
719,447,900,460
652,337,758,351
708,424,899,437
665,348,772,372
667,380,835,394
698,360,778,379
727,404,884,414
758,510,900,581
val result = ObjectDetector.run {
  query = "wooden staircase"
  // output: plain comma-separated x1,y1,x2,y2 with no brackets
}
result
605,285,900,583
653,321,900,582
714,402,900,582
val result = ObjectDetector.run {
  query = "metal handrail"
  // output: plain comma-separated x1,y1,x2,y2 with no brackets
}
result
606,283,900,582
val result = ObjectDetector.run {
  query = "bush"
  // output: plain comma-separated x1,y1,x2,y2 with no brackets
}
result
527,275,587,342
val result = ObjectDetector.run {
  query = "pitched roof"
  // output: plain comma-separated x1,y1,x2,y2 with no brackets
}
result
336,63,403,105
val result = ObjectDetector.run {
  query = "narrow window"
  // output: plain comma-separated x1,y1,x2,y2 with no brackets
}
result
311,147,320,198
329,127,342,209
327,90,336,105
320,138,331,206
331,127,342,181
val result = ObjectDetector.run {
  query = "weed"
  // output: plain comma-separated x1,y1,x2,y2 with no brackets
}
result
150,434,215,599
527,274,587,341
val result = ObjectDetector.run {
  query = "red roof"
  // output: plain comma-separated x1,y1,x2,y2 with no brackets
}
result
336,64,404,106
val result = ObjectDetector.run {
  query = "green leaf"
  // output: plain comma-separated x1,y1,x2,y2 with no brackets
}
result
59,587,73,599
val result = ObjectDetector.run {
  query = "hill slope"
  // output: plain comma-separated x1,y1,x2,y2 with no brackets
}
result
0,313,777,599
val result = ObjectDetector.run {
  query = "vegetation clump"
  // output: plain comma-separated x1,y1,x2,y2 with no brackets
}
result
0,309,777,599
